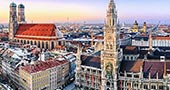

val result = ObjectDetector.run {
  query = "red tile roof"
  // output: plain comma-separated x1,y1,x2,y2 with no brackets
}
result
81,55,101,69
95,36,104,40
163,30,170,33
15,24,56,37
120,60,143,73
20,59,67,74
153,36,170,40
125,46,136,51
55,45,65,50
15,36,57,40
0,33,8,38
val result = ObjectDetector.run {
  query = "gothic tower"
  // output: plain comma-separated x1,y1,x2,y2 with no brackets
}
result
18,4,26,23
9,2,18,40
75,45,82,88
101,0,122,90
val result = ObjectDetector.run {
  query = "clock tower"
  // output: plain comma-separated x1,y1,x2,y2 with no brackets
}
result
101,0,122,90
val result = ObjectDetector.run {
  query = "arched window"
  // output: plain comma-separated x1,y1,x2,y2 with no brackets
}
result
58,41,61,46
106,82,110,86
31,41,33,45
151,85,156,89
51,41,54,49
42,42,44,48
144,84,148,89
27,40,29,44
34,41,36,45
106,44,109,49
46,42,48,49
110,44,112,49
38,41,40,47
24,40,26,44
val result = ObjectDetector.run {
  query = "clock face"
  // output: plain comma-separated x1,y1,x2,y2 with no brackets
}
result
108,35,112,39
107,35,114,40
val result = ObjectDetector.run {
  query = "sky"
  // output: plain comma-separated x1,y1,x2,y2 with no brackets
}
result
0,0,170,24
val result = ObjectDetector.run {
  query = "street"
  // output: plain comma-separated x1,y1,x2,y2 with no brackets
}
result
64,82,76,90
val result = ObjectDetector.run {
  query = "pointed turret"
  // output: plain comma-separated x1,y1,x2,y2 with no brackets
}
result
106,0,117,26
18,4,26,23
9,2,18,40
75,44,82,87
76,44,82,71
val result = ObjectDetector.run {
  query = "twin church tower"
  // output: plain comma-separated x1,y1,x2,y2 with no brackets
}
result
9,2,26,40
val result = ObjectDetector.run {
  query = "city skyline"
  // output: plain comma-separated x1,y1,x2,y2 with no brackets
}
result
1,0,170,24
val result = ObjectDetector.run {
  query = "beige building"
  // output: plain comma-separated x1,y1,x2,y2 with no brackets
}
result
20,59,69,90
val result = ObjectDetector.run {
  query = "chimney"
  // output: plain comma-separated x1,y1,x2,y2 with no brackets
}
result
149,72,151,80
156,72,159,80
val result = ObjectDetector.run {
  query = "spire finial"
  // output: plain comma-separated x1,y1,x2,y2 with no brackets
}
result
108,0,116,9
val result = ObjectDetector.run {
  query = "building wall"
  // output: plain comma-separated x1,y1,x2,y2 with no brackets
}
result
2,58,20,88
14,38,58,50
153,39,170,47
132,39,149,47
76,66,102,90
20,69,31,90
120,37,131,46
123,54,139,61
118,71,170,90
20,68,50,90
32,70,50,90
132,39,170,47
50,61,70,90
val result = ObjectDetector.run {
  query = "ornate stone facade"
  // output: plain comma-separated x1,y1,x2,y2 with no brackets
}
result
101,0,122,89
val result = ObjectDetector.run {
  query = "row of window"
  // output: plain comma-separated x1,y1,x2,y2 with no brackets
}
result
120,81,164,90
15,39,55,49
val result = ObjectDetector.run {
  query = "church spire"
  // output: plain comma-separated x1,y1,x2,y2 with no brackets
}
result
106,0,117,26
109,0,115,8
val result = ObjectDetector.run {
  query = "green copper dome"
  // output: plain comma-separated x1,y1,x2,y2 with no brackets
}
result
18,4,25,8
10,2,17,7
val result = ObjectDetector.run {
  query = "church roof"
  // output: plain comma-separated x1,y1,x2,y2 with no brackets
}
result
15,24,57,40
